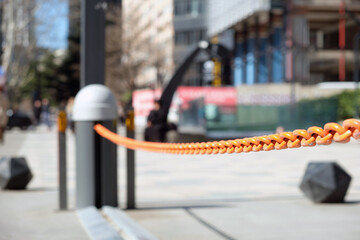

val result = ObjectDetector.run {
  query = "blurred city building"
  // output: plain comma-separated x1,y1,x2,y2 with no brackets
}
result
122,0,175,89
208,0,360,87
127,0,360,90
122,0,210,88
173,0,208,86
134,0,360,136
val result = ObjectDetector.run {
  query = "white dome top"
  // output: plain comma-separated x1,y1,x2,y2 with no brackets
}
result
73,84,117,121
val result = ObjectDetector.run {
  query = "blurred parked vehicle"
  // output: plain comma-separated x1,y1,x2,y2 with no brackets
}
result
6,109,33,130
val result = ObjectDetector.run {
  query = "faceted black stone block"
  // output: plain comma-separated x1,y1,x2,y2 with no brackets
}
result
299,161,351,203
0,157,33,190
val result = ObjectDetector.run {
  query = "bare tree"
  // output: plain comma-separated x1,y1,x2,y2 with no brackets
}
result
1,0,68,101
105,3,146,104
153,43,170,88
1,0,36,100
1,0,173,104
106,2,174,104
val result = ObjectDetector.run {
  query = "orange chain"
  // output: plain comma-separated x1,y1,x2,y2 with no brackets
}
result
94,119,360,154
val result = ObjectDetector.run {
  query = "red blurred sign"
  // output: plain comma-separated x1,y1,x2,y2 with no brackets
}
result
177,86,236,106
132,87,237,118
132,89,162,117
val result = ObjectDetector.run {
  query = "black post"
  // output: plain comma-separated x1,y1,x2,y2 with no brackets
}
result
353,33,360,118
126,129,135,209
58,111,67,210
126,109,136,209
81,0,105,87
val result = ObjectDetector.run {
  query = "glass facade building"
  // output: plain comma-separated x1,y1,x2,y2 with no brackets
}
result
173,0,208,86
208,0,288,85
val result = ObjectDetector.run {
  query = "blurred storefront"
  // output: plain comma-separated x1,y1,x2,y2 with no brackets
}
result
133,85,338,138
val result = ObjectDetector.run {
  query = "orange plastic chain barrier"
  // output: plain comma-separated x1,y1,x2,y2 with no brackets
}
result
94,119,360,155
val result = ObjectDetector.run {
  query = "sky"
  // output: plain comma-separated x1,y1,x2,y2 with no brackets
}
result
36,0,69,50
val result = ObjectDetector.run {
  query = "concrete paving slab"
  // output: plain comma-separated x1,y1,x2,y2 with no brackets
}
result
125,196,360,240
0,190,88,240
190,199,360,240
125,208,225,240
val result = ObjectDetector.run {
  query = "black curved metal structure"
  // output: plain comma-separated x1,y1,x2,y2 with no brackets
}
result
158,41,231,123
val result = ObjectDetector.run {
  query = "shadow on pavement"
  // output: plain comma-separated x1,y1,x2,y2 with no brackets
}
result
0,187,57,192
131,204,229,210
134,195,304,210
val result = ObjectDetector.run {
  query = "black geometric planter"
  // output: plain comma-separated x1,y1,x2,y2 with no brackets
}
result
0,157,33,190
299,161,351,203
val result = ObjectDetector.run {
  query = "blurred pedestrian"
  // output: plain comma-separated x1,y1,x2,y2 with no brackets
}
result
33,100,42,125
0,85,9,144
66,97,75,132
41,98,51,129
117,101,125,124
145,100,167,142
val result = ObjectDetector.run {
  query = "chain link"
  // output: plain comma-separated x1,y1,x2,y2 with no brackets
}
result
94,119,360,154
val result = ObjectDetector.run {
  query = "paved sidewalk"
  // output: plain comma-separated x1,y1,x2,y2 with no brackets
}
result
0,190,87,240
0,125,360,239
0,126,87,240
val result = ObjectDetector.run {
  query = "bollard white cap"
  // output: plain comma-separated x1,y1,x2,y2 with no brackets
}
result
73,84,117,121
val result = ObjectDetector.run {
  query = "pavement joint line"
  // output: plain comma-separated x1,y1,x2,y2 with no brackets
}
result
77,206,124,240
102,211,125,237
102,206,159,240
184,207,236,240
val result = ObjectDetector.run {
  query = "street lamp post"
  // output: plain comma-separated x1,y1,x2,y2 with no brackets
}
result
353,33,360,118
81,0,106,87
